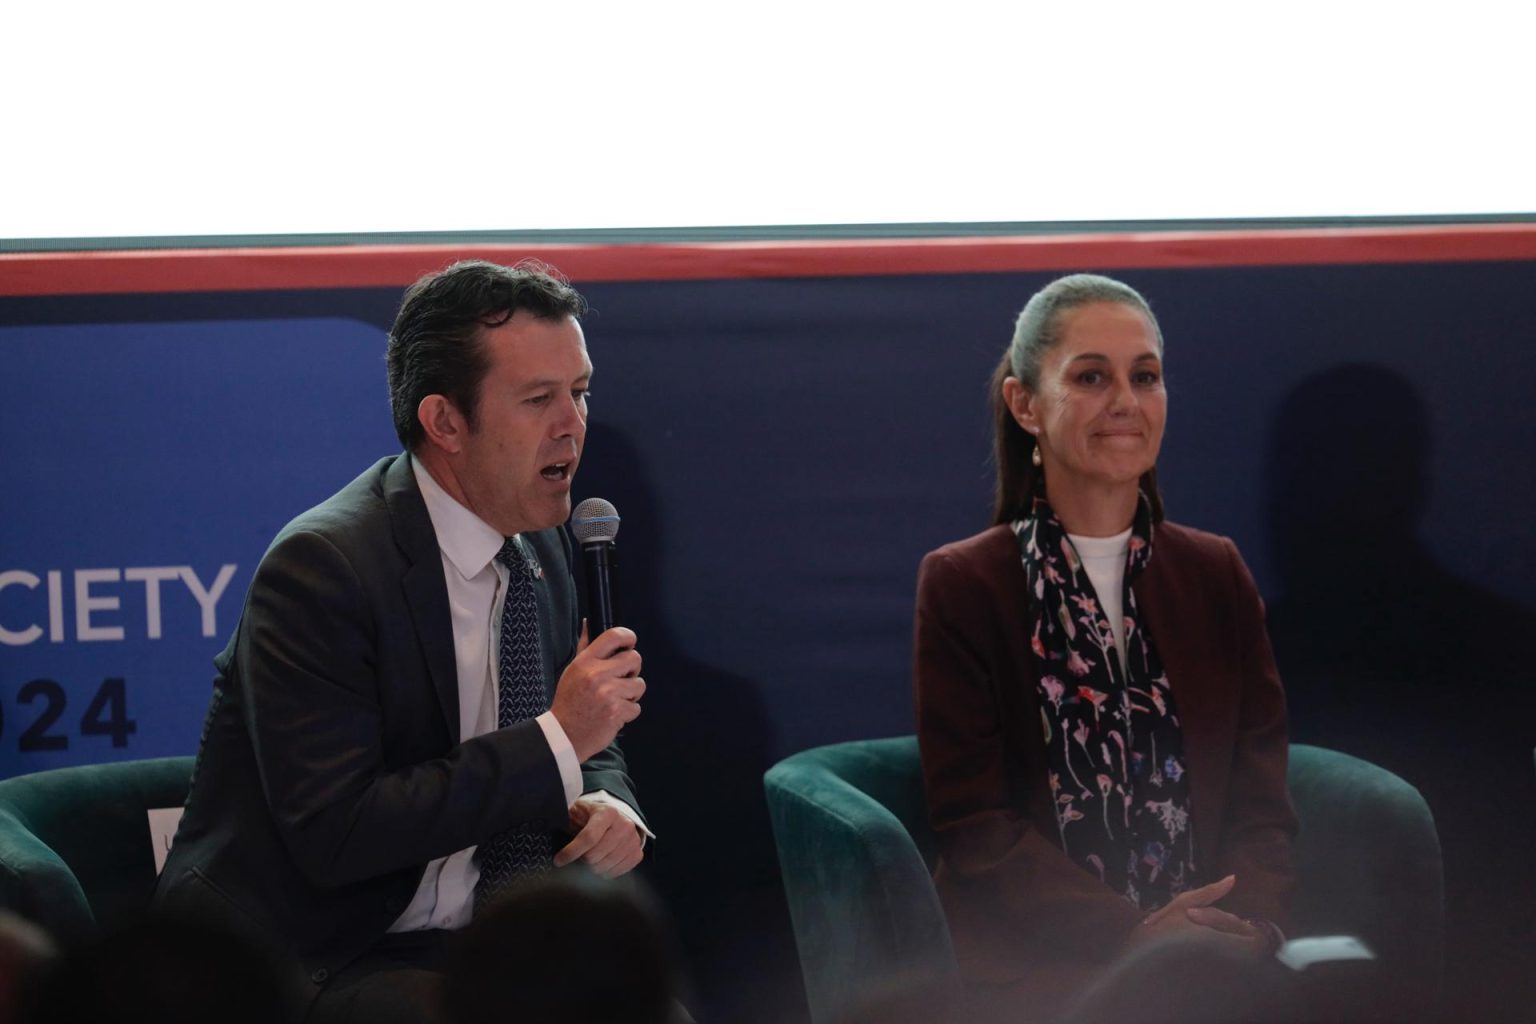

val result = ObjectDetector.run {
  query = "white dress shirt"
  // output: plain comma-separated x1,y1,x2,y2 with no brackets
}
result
388,456,646,932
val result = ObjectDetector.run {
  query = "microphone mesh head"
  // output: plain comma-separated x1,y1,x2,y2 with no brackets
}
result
571,497,621,544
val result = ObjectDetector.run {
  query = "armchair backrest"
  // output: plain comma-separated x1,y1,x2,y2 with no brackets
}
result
1287,743,1443,1004
0,757,196,941
764,736,956,1024
767,738,1445,1024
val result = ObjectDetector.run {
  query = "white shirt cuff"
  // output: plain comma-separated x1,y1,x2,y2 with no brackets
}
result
534,710,583,807
579,789,656,841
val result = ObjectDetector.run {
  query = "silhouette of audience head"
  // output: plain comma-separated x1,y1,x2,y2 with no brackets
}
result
20,911,297,1024
0,911,55,1024
441,867,686,1024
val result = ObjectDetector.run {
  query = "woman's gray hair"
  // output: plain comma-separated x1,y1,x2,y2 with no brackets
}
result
1007,273,1164,387
991,273,1166,525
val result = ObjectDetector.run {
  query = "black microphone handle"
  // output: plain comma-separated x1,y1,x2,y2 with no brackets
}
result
581,540,616,636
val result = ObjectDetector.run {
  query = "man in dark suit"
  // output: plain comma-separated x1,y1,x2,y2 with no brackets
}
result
155,260,648,1024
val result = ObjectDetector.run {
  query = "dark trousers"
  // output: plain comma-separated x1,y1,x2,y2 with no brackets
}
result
305,930,451,1024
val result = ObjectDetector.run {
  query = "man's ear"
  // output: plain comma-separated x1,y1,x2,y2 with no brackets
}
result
1002,376,1040,436
417,394,467,454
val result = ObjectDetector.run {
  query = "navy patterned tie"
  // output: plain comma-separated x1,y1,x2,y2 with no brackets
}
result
474,536,554,909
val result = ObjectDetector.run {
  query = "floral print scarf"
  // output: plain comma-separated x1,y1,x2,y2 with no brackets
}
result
1013,496,1196,911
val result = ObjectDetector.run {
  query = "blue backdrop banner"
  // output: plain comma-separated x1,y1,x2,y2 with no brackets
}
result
4,242,1535,1023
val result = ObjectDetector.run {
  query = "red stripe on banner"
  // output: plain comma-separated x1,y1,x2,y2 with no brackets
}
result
3,224,1536,297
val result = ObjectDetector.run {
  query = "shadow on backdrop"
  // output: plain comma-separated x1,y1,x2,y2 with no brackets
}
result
575,424,803,1024
1265,363,1536,1023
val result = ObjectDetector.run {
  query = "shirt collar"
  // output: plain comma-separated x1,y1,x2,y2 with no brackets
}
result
410,454,510,581
1066,526,1132,560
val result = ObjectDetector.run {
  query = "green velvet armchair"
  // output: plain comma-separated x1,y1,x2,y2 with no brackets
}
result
0,757,195,942
765,737,1443,1024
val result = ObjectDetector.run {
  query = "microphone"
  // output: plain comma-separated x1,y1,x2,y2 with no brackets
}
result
570,497,620,635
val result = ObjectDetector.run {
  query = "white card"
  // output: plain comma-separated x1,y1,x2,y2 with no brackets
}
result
1277,935,1376,971
146,807,184,876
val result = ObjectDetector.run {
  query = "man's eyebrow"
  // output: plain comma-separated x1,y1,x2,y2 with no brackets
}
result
517,371,592,392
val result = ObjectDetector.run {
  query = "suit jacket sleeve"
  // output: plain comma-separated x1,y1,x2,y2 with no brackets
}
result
1207,537,1296,930
240,527,569,889
579,745,643,823
914,546,1144,976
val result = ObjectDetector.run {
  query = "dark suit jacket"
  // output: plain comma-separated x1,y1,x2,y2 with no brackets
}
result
155,454,641,988
914,521,1295,1007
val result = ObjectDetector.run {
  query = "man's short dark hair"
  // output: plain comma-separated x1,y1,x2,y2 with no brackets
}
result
386,259,588,449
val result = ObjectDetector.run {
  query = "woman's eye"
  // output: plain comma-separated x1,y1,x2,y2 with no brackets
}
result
1135,371,1161,386
1078,371,1103,386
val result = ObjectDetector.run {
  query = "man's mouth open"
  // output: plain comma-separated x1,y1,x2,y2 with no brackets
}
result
540,462,571,481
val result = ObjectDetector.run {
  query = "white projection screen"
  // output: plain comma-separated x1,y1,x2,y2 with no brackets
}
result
3,0,1533,241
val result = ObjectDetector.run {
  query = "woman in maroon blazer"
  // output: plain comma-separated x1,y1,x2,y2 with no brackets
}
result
914,274,1296,1018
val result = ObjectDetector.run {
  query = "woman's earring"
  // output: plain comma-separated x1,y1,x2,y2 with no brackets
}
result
1031,444,1043,467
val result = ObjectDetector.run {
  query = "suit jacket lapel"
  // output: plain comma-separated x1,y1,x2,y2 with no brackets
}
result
522,528,576,705
383,454,462,744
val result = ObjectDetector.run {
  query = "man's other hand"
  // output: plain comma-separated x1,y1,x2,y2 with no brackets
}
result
553,798,645,878
550,624,644,761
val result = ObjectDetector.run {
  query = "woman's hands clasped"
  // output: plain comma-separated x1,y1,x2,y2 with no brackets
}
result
1128,875,1271,956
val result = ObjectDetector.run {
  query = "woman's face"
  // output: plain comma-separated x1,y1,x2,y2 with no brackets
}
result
1005,301,1166,496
